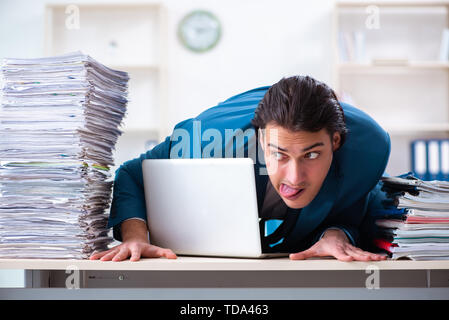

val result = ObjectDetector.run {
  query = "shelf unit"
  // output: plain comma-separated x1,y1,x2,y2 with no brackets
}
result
338,61,449,70
44,2,168,173
333,0,449,176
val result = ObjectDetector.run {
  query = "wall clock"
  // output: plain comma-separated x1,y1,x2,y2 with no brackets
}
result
178,10,221,53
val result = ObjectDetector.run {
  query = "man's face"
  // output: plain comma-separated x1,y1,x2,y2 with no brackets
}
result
260,122,341,209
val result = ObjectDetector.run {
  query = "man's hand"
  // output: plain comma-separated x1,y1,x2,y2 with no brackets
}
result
90,218,177,261
89,241,177,262
289,228,386,261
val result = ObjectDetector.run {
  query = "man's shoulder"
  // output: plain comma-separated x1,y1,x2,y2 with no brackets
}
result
340,102,387,135
164,86,270,159
217,86,270,106
173,86,270,133
335,102,391,200
339,101,391,155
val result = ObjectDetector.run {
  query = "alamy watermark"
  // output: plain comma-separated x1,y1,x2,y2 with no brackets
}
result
65,4,80,30
65,265,80,289
168,121,278,175
365,5,380,30
365,265,380,289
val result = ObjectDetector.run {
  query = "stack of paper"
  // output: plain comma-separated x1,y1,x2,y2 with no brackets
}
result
0,51,128,259
373,173,449,261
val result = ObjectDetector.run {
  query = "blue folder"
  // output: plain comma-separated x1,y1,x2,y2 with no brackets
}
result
411,139,449,181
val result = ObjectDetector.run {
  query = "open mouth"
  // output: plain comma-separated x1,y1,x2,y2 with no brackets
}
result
279,184,305,200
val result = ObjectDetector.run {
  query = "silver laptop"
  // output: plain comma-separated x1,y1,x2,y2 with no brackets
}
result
142,158,287,258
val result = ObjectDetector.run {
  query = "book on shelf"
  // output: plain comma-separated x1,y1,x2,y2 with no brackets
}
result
338,31,366,63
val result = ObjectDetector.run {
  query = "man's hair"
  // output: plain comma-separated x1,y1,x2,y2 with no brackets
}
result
251,75,348,149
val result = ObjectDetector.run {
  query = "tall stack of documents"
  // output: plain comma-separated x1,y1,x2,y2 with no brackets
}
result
374,173,449,260
0,51,128,259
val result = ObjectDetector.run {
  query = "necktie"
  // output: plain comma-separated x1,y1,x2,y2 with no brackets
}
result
260,211,299,252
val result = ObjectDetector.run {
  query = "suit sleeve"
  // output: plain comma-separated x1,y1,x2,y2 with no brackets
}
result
107,136,171,241
311,180,389,250
358,180,391,251
310,194,368,247
310,126,391,250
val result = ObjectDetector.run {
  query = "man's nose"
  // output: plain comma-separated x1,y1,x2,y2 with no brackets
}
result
285,160,305,186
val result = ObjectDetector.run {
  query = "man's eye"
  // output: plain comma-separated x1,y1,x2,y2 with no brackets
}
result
272,152,285,160
305,151,320,159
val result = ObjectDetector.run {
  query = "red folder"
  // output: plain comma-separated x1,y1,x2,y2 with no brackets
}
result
373,238,397,253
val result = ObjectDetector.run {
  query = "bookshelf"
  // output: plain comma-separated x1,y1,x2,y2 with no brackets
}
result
333,1,449,176
44,3,168,172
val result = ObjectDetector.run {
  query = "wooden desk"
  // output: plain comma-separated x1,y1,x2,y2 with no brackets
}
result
1,257,448,300
1,256,449,270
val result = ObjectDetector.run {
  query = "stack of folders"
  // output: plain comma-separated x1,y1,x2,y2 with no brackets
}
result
373,173,449,260
411,139,449,181
0,51,128,259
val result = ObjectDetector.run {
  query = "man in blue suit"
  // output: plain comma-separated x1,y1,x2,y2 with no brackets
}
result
91,76,389,262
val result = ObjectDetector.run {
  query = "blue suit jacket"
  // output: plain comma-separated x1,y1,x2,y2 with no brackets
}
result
107,86,391,252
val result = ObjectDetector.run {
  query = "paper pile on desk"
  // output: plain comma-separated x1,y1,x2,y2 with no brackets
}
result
0,51,128,259
373,173,449,260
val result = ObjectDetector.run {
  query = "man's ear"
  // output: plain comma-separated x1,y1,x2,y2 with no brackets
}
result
332,132,341,152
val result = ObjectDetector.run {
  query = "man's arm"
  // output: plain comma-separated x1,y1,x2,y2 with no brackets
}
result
314,179,388,247
90,136,176,261
290,180,388,261
107,136,172,241
121,218,149,243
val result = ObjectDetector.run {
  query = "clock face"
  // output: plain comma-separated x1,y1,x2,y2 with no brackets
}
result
178,10,221,53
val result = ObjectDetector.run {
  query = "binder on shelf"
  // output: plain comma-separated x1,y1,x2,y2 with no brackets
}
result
428,140,441,181
411,139,449,181
338,31,366,63
439,28,449,62
338,32,349,62
442,140,449,181
411,140,427,180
